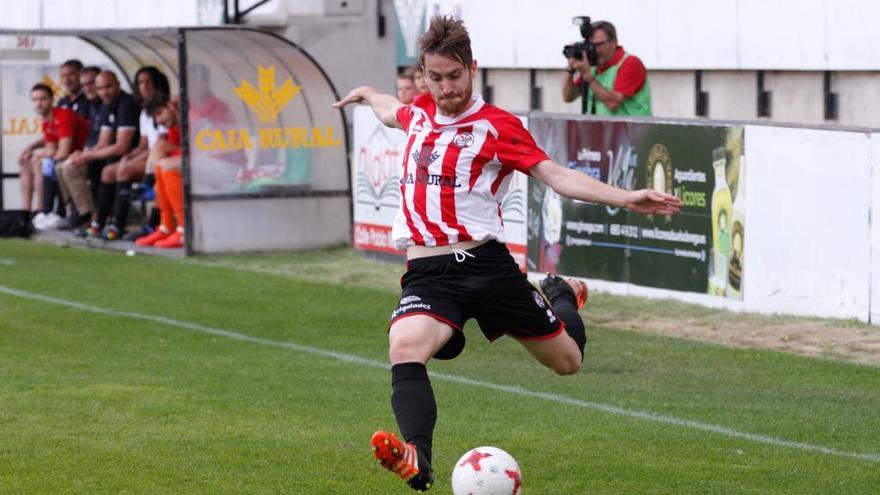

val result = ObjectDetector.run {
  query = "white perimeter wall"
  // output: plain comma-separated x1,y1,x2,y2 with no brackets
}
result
349,105,880,322
0,0,208,29
427,0,880,71
572,124,879,322
872,133,880,323
743,125,872,320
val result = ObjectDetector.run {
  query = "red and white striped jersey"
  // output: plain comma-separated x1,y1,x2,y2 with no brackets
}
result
392,93,548,250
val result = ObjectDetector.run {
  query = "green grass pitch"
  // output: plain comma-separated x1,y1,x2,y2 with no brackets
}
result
0,239,878,494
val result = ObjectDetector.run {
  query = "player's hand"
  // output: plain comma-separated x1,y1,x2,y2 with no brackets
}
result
623,189,683,215
332,87,370,109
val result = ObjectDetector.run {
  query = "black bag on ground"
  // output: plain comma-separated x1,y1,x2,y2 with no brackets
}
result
0,210,33,238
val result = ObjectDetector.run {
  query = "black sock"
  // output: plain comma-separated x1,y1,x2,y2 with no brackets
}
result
95,182,116,229
391,362,436,469
149,207,161,228
42,177,58,214
75,212,92,227
550,294,586,361
112,181,132,231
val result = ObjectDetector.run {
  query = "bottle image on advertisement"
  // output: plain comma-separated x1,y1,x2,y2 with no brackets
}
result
709,147,732,296
727,156,745,299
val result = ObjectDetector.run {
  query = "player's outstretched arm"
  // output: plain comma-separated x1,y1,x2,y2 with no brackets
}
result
333,86,405,129
531,159,683,215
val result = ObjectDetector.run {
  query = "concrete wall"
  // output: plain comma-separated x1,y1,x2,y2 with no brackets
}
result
422,0,880,128
428,0,880,71
765,72,826,125
0,0,206,28
648,71,695,119
536,69,582,115
836,72,880,128
476,67,880,128
275,0,397,127
486,69,529,114
702,71,759,121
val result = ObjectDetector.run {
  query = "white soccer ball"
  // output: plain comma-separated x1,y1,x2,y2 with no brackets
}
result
451,446,522,495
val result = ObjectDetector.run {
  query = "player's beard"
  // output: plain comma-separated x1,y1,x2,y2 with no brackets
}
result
436,78,473,117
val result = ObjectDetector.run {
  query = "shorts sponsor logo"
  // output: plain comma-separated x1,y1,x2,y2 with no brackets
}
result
546,309,557,323
400,295,421,305
391,302,432,319
532,291,545,308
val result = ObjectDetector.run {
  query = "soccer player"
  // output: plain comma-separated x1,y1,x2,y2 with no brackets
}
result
334,16,681,492
135,93,184,249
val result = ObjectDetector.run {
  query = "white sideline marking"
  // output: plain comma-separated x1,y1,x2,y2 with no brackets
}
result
2,284,878,464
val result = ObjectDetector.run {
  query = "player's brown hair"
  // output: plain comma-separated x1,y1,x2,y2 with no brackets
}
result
30,83,53,99
143,91,171,117
418,15,473,68
398,66,416,81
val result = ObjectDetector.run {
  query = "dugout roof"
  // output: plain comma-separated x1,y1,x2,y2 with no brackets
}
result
0,27,351,254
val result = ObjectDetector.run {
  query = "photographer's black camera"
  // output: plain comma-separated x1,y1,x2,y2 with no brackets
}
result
562,16,597,66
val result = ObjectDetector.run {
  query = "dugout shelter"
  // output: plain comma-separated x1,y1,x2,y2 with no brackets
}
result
0,27,350,254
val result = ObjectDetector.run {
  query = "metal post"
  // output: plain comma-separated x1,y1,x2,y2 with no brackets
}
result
177,29,194,256
481,67,493,104
0,62,5,211
823,71,838,120
757,70,771,118
695,70,709,117
529,69,541,111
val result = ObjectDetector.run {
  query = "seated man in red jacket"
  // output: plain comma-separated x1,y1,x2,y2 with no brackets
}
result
18,83,90,230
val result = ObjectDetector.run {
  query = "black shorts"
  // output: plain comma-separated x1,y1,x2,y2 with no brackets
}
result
389,240,564,359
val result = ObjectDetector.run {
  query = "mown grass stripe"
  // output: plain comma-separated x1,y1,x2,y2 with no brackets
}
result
2,284,878,464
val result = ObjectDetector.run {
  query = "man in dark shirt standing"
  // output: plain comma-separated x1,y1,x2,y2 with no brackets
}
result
56,70,140,233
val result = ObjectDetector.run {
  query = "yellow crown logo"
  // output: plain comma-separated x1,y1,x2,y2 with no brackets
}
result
234,65,301,123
